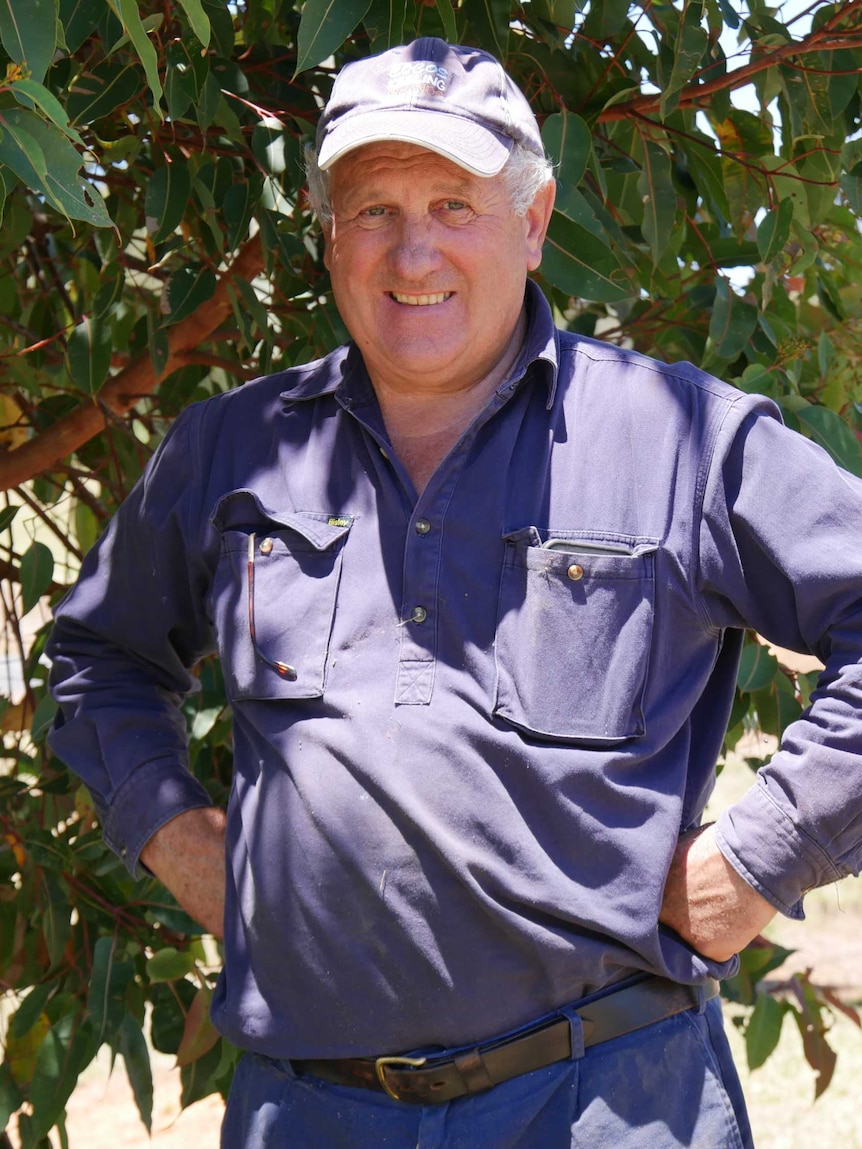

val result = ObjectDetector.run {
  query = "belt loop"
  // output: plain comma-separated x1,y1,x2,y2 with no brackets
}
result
694,984,708,1015
560,1005,586,1061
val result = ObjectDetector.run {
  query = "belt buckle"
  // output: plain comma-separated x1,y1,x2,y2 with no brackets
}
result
374,1054,428,1101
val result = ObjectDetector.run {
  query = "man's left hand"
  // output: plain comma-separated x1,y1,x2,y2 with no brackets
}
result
659,823,777,961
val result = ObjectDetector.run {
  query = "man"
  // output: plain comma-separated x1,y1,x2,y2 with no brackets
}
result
47,38,862,1148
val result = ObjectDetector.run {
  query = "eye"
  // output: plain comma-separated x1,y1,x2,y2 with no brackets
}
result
362,205,387,218
442,200,467,211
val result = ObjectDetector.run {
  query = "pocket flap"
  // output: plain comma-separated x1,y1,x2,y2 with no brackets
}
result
211,489,353,550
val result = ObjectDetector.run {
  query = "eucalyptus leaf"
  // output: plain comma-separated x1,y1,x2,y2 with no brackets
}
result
0,0,57,84
20,541,54,614
295,0,372,75
67,316,112,393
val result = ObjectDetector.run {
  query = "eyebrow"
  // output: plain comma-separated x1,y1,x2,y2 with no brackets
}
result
336,177,478,212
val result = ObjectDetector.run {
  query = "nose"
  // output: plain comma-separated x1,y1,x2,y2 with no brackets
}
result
388,214,442,282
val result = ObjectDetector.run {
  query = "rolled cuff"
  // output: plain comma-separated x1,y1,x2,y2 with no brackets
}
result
714,780,844,921
101,756,215,876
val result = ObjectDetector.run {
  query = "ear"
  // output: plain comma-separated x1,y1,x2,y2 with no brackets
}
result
524,179,556,272
322,222,333,270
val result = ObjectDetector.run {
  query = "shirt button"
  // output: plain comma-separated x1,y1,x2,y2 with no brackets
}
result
567,564,584,581
410,606,428,623
260,538,274,555
415,519,431,535
380,447,389,459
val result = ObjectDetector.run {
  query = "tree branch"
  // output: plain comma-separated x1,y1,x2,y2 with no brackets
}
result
598,10,862,122
0,234,264,492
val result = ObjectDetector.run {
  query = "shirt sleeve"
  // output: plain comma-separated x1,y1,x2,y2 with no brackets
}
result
697,399,862,918
47,407,217,874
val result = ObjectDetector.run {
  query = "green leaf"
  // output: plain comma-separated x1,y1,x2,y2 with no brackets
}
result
0,0,58,84
660,0,708,118
531,0,576,25
66,316,112,393
542,211,632,302
745,992,785,1070
10,80,85,147
11,984,54,1040
112,0,163,115
295,0,373,75
708,277,757,360
0,505,19,532
756,198,793,264
147,311,169,378
146,946,196,983
434,0,458,43
233,279,269,342
29,1014,95,1141
542,111,591,216
176,986,219,1067
58,0,102,53
737,642,778,692
67,61,141,125
839,164,862,216
42,875,71,968
86,936,133,1045
164,264,217,325
0,108,111,227
363,0,407,49
20,541,54,613
145,163,192,243
223,177,261,251
150,978,197,1055
175,0,211,46
29,692,55,744
462,0,509,58
797,405,862,478
638,141,677,265
180,1038,222,1108
0,1060,23,1133
117,1015,153,1132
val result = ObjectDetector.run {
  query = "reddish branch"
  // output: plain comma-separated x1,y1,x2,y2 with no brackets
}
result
0,234,263,492
598,4,862,122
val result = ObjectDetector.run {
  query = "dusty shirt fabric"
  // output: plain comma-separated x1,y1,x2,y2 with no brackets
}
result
48,282,862,1058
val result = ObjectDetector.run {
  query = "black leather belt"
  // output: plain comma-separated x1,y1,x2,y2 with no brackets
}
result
292,975,720,1105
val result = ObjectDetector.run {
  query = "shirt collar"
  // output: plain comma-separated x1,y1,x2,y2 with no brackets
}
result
278,279,560,409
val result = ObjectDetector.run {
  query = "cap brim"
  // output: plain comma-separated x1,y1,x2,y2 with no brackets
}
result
317,109,513,177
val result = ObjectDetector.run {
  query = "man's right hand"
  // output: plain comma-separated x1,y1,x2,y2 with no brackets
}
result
140,806,227,939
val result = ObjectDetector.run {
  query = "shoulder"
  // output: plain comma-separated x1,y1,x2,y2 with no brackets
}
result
187,344,351,428
553,329,779,431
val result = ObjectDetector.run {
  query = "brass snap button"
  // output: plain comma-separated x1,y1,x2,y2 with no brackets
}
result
567,563,584,581
260,537,274,555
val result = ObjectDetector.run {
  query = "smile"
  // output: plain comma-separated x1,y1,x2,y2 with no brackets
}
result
389,292,453,306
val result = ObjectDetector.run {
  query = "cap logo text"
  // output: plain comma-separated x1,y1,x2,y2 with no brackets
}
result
386,61,450,98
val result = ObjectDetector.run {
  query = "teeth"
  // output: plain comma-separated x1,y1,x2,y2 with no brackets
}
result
390,292,452,306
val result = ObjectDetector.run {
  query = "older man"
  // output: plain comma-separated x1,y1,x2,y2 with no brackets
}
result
48,38,862,1148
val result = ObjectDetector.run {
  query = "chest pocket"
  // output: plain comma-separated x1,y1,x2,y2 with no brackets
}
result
210,490,353,700
494,528,658,742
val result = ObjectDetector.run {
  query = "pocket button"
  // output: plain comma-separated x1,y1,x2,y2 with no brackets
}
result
567,563,584,581
260,537,274,555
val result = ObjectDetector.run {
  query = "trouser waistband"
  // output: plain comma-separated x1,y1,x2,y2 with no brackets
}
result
291,974,721,1105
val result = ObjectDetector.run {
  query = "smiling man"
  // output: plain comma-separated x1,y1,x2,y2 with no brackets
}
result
47,39,862,1149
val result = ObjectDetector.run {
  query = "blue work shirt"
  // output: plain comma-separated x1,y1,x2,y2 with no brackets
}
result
48,283,862,1058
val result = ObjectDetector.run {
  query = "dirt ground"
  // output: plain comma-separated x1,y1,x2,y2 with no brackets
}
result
10,748,862,1148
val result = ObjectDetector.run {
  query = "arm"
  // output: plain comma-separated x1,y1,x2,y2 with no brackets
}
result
659,824,776,961
140,807,227,940
691,403,862,936
48,408,220,877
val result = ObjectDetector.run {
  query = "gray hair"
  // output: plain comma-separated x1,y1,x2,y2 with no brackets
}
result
304,141,554,226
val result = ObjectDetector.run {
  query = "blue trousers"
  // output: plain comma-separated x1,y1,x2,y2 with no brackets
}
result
221,996,753,1148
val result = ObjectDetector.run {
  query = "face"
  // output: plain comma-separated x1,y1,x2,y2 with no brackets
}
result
323,143,554,398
